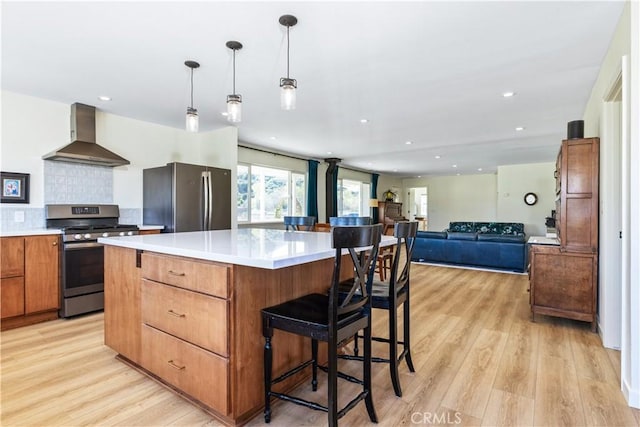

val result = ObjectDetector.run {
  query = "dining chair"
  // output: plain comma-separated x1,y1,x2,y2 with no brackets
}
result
328,216,372,226
340,221,418,397
283,216,317,231
261,224,383,426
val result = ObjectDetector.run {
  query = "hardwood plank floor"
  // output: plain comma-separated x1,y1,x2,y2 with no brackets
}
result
1,264,637,426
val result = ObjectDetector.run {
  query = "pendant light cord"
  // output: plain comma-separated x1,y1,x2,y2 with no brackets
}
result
232,49,236,95
190,67,194,109
286,25,290,79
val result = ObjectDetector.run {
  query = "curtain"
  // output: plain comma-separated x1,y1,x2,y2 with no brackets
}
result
371,173,379,224
306,160,319,219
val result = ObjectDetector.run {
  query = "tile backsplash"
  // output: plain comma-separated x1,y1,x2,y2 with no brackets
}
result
44,161,113,204
1,162,141,232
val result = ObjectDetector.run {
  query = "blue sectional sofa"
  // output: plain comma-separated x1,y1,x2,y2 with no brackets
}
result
411,222,527,273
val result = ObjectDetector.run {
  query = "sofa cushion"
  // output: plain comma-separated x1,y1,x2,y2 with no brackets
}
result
448,222,474,233
477,233,526,243
417,231,447,239
447,232,477,241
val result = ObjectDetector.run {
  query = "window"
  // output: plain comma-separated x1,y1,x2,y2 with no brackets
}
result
237,164,306,223
337,179,371,217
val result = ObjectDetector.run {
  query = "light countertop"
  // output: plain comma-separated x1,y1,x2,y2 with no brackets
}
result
527,235,560,245
138,225,164,230
99,228,396,270
0,228,62,237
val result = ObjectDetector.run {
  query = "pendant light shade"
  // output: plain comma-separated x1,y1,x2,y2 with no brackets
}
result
184,60,200,132
226,41,243,123
279,15,297,110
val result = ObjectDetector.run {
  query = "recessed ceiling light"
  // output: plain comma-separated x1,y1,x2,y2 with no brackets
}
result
327,151,332,155
269,136,277,140
417,175,421,178
478,168,483,171
405,141,412,145
452,164,457,168
221,112,229,116
367,162,372,166
98,96,111,101
434,155,441,159
360,118,369,123
393,169,398,172
456,173,461,176
515,126,525,131
502,91,516,98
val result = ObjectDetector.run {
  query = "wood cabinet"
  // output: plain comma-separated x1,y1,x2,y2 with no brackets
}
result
138,229,161,235
1,234,60,330
104,246,352,426
104,246,142,364
531,137,599,330
140,252,231,416
555,137,599,253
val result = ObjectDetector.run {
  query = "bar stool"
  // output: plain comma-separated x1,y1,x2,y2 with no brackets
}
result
262,224,382,426
340,221,418,397
283,216,317,231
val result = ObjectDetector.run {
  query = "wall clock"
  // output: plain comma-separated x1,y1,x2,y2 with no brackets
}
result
524,192,538,206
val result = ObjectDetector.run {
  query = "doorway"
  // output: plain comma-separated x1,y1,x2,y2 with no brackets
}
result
407,187,427,230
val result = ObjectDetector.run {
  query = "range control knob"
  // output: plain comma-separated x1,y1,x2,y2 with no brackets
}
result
119,232,125,236
102,232,109,238
84,233,91,239
74,234,82,240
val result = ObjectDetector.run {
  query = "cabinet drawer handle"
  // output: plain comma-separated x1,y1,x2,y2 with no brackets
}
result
167,309,186,318
167,360,185,370
168,270,186,277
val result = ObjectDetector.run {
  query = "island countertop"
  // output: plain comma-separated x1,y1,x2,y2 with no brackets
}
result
99,228,395,269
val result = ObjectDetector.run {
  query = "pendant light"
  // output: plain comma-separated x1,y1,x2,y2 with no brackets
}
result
185,60,200,132
279,14,298,110
226,41,243,123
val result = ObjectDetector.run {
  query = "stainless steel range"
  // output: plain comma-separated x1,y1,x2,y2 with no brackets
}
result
46,204,139,318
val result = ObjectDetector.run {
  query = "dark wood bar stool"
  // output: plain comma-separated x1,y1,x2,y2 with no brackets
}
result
340,221,418,397
261,224,382,426
329,216,371,226
283,216,317,231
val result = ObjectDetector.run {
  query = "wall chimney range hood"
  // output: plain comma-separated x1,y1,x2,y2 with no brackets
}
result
42,103,130,167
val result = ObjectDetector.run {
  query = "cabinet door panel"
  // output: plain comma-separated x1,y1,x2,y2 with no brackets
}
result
1,237,24,278
532,252,594,314
24,235,59,313
1,276,25,318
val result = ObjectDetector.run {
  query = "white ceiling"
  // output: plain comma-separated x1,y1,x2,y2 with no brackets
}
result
1,1,625,177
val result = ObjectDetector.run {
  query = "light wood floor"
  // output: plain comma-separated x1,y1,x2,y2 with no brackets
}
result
2,264,639,426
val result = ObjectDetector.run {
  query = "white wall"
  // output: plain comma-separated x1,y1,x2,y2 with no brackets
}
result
581,1,640,408
497,162,555,236
403,174,497,232
401,164,554,235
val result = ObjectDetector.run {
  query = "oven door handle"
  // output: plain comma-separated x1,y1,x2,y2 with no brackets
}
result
63,242,104,250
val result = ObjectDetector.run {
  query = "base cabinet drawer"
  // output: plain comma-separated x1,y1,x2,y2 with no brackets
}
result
141,253,229,298
141,325,229,415
141,279,228,356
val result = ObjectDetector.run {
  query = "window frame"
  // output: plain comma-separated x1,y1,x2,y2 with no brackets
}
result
236,162,307,224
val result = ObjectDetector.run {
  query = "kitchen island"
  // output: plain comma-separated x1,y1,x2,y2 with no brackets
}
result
99,228,393,426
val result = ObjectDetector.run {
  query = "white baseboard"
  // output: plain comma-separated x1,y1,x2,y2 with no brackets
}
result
622,379,640,408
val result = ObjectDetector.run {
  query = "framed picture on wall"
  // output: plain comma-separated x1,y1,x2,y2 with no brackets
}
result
1,172,30,204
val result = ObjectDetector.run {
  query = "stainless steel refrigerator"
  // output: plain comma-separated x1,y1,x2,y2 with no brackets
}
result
143,162,231,232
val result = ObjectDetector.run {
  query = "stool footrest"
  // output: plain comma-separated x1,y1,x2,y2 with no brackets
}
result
270,391,328,413
272,359,315,385
317,365,364,385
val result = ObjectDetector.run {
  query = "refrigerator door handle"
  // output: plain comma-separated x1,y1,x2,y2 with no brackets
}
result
201,171,209,230
206,171,213,229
